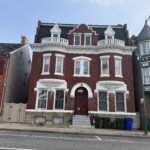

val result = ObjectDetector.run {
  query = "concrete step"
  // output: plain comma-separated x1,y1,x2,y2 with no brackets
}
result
72,115,92,128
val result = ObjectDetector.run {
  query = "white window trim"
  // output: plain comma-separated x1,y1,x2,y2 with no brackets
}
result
97,91,109,112
84,33,92,46
114,91,127,112
35,89,48,110
73,56,91,61
114,56,123,78
74,34,81,45
41,53,51,75
55,54,65,76
53,89,65,110
100,55,110,77
73,57,91,77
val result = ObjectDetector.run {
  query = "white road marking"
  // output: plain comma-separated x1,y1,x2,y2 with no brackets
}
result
102,139,149,144
95,136,102,141
0,147,37,150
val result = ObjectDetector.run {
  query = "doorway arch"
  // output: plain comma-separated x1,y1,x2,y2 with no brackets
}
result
75,87,88,115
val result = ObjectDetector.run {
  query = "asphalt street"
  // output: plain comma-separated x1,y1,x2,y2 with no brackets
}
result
0,130,150,150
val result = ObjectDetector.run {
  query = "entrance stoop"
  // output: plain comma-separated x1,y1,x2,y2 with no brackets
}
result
70,115,93,128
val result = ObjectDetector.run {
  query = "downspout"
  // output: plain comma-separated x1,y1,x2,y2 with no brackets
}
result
1,55,10,114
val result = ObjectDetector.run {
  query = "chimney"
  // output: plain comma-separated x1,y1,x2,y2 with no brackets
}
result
21,36,28,45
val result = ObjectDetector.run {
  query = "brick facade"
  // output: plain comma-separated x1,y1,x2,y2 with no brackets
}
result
27,52,135,112
27,23,138,127
0,56,9,111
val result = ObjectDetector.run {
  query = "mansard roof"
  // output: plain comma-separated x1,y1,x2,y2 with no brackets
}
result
34,21,130,45
0,43,22,56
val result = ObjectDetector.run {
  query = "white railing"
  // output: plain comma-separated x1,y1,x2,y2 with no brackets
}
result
98,39,125,46
41,37,68,45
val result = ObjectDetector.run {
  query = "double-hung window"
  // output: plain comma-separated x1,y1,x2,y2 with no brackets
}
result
115,92,126,112
84,34,91,46
114,56,122,77
142,67,150,85
73,56,91,77
37,89,48,109
100,56,110,77
55,90,65,109
74,34,81,45
55,54,65,75
42,54,51,75
99,91,108,111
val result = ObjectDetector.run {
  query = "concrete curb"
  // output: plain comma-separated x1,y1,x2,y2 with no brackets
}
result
0,126,149,138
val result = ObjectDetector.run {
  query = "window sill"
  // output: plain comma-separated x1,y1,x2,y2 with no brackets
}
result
73,74,90,77
100,75,110,77
41,72,50,75
54,72,64,76
98,110,109,112
35,108,47,110
115,75,123,78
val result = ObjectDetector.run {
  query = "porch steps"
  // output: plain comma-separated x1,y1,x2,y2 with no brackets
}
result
70,115,93,128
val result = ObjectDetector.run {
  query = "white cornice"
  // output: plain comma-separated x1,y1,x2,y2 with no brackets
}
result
31,43,136,55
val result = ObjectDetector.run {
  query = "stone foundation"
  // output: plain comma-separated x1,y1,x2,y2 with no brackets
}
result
25,111,73,127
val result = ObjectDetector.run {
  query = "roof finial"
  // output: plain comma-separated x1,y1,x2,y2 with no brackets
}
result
145,15,150,25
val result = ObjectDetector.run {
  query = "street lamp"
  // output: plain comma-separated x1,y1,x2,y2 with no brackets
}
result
137,54,148,135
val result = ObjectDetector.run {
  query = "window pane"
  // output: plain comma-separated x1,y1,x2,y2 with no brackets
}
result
56,57,63,73
142,43,147,55
102,58,109,75
142,67,150,85
107,36,112,39
43,56,50,73
116,92,125,111
53,34,58,37
83,61,89,74
99,92,107,111
38,89,47,109
75,35,80,45
75,61,81,74
115,59,122,75
85,36,91,45
55,90,64,109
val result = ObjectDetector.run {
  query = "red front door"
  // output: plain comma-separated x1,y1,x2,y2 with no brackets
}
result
75,88,88,115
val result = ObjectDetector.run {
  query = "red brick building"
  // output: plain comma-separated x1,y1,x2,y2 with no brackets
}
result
26,22,139,128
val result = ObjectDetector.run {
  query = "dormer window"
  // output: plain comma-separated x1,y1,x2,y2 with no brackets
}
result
74,34,81,45
104,25,115,40
84,33,92,46
53,34,58,38
107,36,112,39
50,24,61,38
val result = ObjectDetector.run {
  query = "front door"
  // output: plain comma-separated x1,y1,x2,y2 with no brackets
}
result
75,87,88,115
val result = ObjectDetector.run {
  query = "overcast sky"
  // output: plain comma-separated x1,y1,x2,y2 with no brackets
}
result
0,0,150,43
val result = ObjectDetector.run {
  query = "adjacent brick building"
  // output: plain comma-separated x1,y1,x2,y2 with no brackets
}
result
26,22,139,128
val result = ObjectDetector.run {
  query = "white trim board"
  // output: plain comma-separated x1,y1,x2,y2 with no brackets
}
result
26,109,74,113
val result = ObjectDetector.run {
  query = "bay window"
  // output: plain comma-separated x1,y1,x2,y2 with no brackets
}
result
37,89,48,109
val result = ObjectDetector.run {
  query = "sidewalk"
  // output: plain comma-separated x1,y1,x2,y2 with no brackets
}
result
0,123,149,138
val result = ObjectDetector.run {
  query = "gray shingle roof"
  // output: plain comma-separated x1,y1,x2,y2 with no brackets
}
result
138,23,150,41
0,43,22,56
